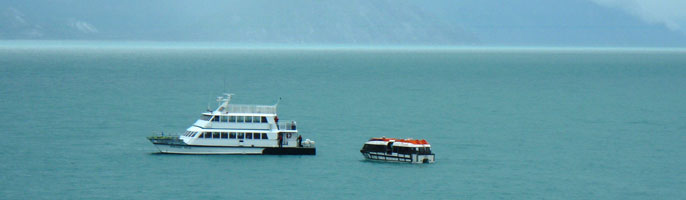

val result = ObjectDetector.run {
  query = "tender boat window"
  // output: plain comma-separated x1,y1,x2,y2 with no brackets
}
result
418,147,432,155
397,147,413,154
229,116,237,123
237,116,245,123
262,133,268,139
246,133,253,139
245,116,253,123
238,133,244,139
221,132,228,139
254,133,261,139
229,132,236,139
362,144,386,152
261,117,268,123
220,116,228,122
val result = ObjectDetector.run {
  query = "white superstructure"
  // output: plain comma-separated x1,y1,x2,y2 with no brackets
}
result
148,94,315,155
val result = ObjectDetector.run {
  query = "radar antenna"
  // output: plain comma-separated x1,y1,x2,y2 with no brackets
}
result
274,97,282,107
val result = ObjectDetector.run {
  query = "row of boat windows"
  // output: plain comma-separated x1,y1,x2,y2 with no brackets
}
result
201,115,269,123
184,131,269,140
361,144,433,155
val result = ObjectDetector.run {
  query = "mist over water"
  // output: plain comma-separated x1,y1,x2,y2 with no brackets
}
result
1,44,685,199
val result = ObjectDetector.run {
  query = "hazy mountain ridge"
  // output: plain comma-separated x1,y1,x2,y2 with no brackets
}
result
1,0,685,46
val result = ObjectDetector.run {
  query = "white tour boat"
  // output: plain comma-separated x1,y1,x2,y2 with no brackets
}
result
147,94,315,155
360,137,435,163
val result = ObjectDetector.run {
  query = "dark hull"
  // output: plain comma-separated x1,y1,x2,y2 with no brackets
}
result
263,147,316,155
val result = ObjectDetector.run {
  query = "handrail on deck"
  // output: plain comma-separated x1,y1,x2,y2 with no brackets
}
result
278,121,297,130
227,104,277,114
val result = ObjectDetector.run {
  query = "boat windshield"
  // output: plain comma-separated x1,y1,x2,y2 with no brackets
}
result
418,147,432,155
200,115,212,121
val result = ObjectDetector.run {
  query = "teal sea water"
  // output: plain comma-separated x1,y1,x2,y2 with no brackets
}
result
1,43,685,199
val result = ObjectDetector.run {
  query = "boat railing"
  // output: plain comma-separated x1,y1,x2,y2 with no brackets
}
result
227,104,277,114
147,132,180,140
278,121,297,130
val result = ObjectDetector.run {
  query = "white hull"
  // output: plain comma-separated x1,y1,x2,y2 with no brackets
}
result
153,144,265,154
362,152,435,164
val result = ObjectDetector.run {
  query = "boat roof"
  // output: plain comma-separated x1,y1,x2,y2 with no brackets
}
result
368,137,430,145
210,104,277,115
209,94,278,115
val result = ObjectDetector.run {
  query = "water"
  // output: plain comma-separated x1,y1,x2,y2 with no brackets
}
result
1,44,685,199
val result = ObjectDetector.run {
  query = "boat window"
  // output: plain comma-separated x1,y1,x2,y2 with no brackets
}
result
261,117,268,123
246,133,253,139
254,133,261,139
212,132,220,139
262,133,268,139
191,132,197,137
201,115,211,121
229,116,237,123
245,116,253,123
204,132,211,138
221,132,228,139
220,116,228,122
238,133,244,139
229,132,236,139
237,116,245,123
397,147,412,154
362,144,385,152
252,116,260,123
417,147,432,155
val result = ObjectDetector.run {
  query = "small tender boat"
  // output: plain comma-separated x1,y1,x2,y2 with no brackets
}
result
147,94,315,155
360,137,435,163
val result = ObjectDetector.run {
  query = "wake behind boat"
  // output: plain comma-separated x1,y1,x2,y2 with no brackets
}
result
147,94,315,155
